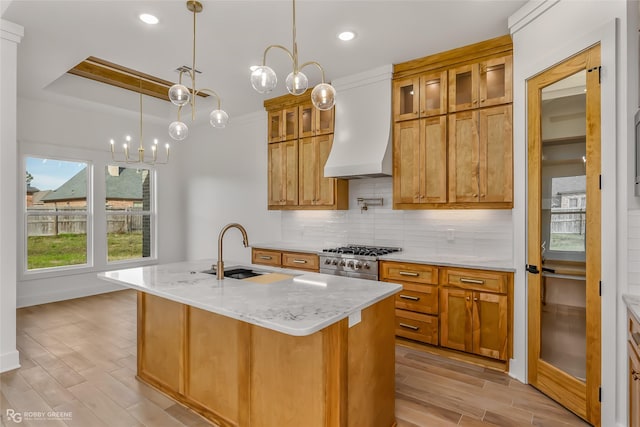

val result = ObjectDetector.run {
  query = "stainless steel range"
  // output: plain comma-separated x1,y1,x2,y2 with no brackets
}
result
319,245,402,280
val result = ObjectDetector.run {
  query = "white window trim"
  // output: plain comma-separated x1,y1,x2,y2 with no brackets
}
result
18,142,158,282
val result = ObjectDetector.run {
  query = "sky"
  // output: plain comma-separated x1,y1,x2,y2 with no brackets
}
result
25,157,86,191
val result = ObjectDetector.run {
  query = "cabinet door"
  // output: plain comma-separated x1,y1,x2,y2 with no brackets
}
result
472,292,508,360
283,107,298,141
268,140,298,207
419,71,447,117
448,111,479,202
478,105,513,203
393,77,420,121
315,108,334,136
393,120,421,204
298,103,315,138
630,341,640,427
298,137,316,206
315,134,335,206
420,116,447,203
448,63,479,112
268,110,283,143
479,55,512,108
440,287,472,353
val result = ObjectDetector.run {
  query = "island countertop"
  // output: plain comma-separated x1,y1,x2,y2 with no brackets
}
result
98,259,401,337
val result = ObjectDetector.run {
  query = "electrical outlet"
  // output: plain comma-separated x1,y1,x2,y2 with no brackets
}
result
447,228,455,242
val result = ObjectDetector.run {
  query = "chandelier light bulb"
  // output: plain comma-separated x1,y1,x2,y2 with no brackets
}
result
168,84,191,106
311,83,336,110
168,121,189,141
209,109,229,128
285,71,308,95
250,65,278,93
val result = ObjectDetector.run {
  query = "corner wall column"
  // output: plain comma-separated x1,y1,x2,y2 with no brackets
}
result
0,19,24,373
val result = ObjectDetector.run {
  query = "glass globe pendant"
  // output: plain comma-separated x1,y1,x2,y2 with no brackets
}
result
311,83,336,111
168,121,189,141
285,71,308,95
250,66,278,94
168,84,190,106
210,109,229,128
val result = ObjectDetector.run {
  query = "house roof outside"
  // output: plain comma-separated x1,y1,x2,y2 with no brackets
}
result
42,166,145,202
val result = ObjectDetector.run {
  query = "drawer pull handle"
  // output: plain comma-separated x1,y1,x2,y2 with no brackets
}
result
460,278,485,285
399,271,420,277
633,332,640,347
259,255,273,260
293,259,308,264
400,295,420,301
399,323,420,331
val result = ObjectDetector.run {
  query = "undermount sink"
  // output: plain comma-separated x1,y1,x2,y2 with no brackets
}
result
201,267,268,280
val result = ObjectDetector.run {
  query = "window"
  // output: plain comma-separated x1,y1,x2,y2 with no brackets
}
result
25,157,90,270
549,176,586,253
106,165,154,262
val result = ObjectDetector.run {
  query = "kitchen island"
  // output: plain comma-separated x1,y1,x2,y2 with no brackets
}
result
99,260,401,427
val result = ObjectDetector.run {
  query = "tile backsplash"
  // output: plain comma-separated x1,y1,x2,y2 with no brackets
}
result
282,177,513,261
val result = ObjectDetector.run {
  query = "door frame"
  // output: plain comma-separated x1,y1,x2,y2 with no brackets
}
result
526,45,601,425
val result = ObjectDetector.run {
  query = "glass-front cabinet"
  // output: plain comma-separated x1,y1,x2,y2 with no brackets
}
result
299,102,334,138
268,107,298,143
393,71,447,121
449,55,512,112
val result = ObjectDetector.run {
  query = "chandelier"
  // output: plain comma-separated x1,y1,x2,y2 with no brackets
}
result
250,0,336,111
110,81,169,165
168,0,228,141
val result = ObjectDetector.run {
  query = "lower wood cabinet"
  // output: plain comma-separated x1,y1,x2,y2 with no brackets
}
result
380,260,512,363
252,248,319,272
629,310,640,427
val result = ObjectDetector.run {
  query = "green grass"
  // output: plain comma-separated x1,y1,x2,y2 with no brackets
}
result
27,233,145,269
549,233,585,252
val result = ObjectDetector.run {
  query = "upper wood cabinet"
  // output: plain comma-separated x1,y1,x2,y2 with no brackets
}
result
448,55,512,113
264,91,348,210
448,105,513,205
268,107,298,143
268,140,298,208
393,70,447,121
392,35,513,210
393,117,447,205
299,102,334,138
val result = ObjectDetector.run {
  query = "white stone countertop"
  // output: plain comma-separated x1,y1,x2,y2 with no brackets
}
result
98,259,401,337
251,242,515,272
623,294,640,324
377,251,515,272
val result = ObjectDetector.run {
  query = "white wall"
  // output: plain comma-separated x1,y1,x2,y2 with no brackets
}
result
0,19,23,373
509,1,626,425
16,95,186,307
180,111,282,264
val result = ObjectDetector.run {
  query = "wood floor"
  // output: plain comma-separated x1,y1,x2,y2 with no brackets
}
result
1,290,590,427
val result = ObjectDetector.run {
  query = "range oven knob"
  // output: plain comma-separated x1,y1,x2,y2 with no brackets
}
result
346,261,354,268
339,260,346,267
354,261,362,269
362,262,371,270
324,258,331,265
331,259,338,265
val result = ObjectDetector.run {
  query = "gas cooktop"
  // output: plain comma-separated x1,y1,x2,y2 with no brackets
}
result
321,245,402,257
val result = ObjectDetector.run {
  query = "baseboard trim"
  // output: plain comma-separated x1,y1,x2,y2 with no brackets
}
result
0,349,20,373
17,282,123,308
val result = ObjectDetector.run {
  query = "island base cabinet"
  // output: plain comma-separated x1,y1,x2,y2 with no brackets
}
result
136,291,397,427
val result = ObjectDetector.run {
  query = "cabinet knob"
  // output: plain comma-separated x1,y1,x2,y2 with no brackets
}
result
480,194,485,198
472,194,478,198
473,100,478,104
414,111,419,115
466,296,470,301
473,297,479,302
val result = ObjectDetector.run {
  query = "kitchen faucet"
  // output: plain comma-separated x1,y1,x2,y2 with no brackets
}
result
217,223,249,280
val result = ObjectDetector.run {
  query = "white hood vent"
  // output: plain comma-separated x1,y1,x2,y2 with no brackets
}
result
324,65,393,179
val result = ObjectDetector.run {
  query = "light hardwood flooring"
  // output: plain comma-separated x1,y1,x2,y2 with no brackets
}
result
1,290,590,427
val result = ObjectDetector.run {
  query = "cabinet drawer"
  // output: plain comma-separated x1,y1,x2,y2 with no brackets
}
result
380,262,438,285
395,283,438,315
441,267,508,293
252,249,282,267
282,252,319,271
395,309,438,345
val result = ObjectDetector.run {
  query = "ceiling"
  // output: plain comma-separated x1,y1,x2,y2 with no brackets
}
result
2,0,527,122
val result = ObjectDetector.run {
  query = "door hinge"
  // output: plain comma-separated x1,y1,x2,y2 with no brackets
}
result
587,65,602,84
599,280,602,296
526,264,540,274
599,386,602,402
599,174,602,190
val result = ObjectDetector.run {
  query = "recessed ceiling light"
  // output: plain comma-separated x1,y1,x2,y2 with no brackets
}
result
338,31,356,41
139,13,159,25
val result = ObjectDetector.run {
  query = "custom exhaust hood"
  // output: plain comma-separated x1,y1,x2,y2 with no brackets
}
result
324,65,393,179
